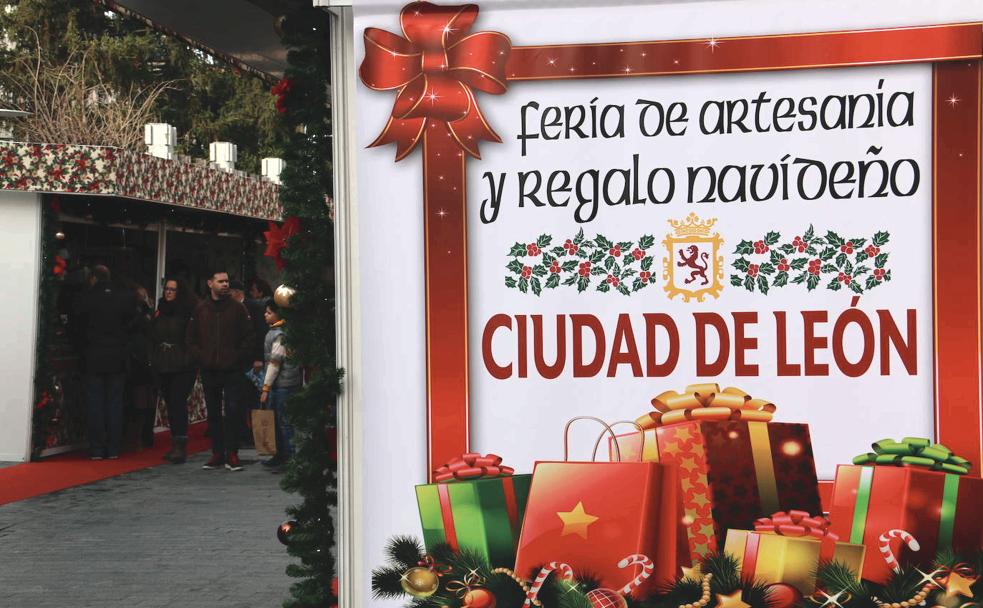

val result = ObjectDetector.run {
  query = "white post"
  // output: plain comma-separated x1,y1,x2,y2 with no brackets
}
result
209,142,237,171
261,157,286,184
144,123,177,159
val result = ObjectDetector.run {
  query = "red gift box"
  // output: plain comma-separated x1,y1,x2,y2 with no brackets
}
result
828,464,983,583
514,418,690,597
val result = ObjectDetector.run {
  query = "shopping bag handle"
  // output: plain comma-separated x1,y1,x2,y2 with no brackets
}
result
590,420,646,463
564,416,619,462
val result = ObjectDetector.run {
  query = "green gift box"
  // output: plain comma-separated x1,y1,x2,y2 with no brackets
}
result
415,474,531,567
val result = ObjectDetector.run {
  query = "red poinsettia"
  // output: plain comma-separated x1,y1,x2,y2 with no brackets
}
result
271,78,293,114
263,216,301,270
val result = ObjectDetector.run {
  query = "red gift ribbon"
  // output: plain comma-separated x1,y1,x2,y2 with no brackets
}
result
742,510,839,580
358,1,511,161
433,452,514,482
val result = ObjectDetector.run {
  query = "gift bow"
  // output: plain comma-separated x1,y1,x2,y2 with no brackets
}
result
754,510,839,542
433,452,514,482
359,1,511,161
636,383,776,429
852,437,972,475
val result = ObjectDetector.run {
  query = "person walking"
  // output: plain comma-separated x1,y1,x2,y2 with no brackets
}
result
186,269,254,471
152,277,198,464
259,299,301,469
73,265,136,460
125,281,156,450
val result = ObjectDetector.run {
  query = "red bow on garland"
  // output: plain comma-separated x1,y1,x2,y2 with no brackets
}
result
433,452,514,482
359,1,511,160
263,216,301,270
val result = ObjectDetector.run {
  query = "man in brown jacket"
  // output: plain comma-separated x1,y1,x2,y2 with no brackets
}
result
186,269,254,470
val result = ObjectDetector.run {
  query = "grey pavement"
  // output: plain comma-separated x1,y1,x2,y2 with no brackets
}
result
0,449,295,608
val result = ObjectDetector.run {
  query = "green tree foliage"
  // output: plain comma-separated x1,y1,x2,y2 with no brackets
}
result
0,0,286,172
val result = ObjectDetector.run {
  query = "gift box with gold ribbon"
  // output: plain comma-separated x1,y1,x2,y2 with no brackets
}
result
828,438,983,584
609,383,823,560
724,510,865,594
415,453,531,568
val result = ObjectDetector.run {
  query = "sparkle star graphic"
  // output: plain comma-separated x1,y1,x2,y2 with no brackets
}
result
705,37,721,52
436,209,448,218
557,501,599,539
947,94,960,107
813,589,849,608
715,589,749,608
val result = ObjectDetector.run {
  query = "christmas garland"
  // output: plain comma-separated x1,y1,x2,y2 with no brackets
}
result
372,536,983,608
270,7,343,608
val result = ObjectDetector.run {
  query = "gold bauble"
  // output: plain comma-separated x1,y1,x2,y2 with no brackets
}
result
400,566,439,598
273,284,296,308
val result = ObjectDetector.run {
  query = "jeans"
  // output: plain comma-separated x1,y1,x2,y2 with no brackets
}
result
269,386,298,459
201,369,243,455
159,371,196,438
85,372,126,457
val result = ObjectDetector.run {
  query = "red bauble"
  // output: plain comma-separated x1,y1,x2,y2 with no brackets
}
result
586,588,627,608
463,587,496,608
764,583,803,608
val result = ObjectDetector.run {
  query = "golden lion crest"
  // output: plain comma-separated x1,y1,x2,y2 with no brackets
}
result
662,213,724,302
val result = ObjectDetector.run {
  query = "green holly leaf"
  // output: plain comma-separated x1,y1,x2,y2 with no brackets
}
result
758,275,770,294
618,284,631,296
805,245,818,255
591,265,607,276
573,228,585,245
825,230,844,247
780,244,795,255
561,260,578,272
735,240,754,255
826,277,841,291
773,271,789,287
854,265,870,276
769,250,782,264
509,243,526,257
507,259,523,274
850,238,867,249
844,259,853,274
545,273,560,289
744,275,755,292
807,274,821,291
792,272,807,284
577,276,590,293
729,274,742,287
618,241,633,250
597,282,610,293
505,276,517,288
537,234,552,247
531,277,542,296
612,262,622,276
821,264,837,273
835,252,848,267
733,257,751,272
764,231,781,246
884,269,892,282
604,256,615,270
595,234,613,249
590,250,605,264
638,235,655,249
759,263,776,275
562,274,578,286
855,251,869,264
874,253,889,268
865,276,878,290
551,246,566,257
622,267,637,278
803,224,815,241
633,278,646,292
641,256,653,271
849,281,864,294
533,265,548,277
790,258,808,270
873,230,890,246
542,252,555,265
820,247,836,261
519,277,528,293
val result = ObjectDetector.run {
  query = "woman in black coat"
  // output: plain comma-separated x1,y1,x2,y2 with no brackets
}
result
152,277,198,463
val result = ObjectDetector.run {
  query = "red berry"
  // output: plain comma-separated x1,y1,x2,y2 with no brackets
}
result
748,264,759,277
640,271,651,282
611,277,620,287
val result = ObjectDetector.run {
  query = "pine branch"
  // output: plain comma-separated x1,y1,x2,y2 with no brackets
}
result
387,536,425,570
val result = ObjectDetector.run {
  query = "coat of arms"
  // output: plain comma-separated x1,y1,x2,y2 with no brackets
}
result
662,213,724,302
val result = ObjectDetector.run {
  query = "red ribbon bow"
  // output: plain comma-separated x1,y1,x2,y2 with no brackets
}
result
754,510,838,542
433,452,514,482
359,1,511,161
263,216,301,270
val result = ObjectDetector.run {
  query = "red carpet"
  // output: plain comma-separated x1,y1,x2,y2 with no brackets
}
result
0,424,211,506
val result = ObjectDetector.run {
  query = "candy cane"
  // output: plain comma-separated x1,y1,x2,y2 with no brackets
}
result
879,529,920,573
523,562,574,608
618,554,654,595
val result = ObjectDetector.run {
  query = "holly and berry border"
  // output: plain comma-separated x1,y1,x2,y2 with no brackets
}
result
731,226,891,295
504,229,657,296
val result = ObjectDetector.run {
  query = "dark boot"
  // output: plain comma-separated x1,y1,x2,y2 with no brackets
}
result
162,439,178,461
169,437,187,464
